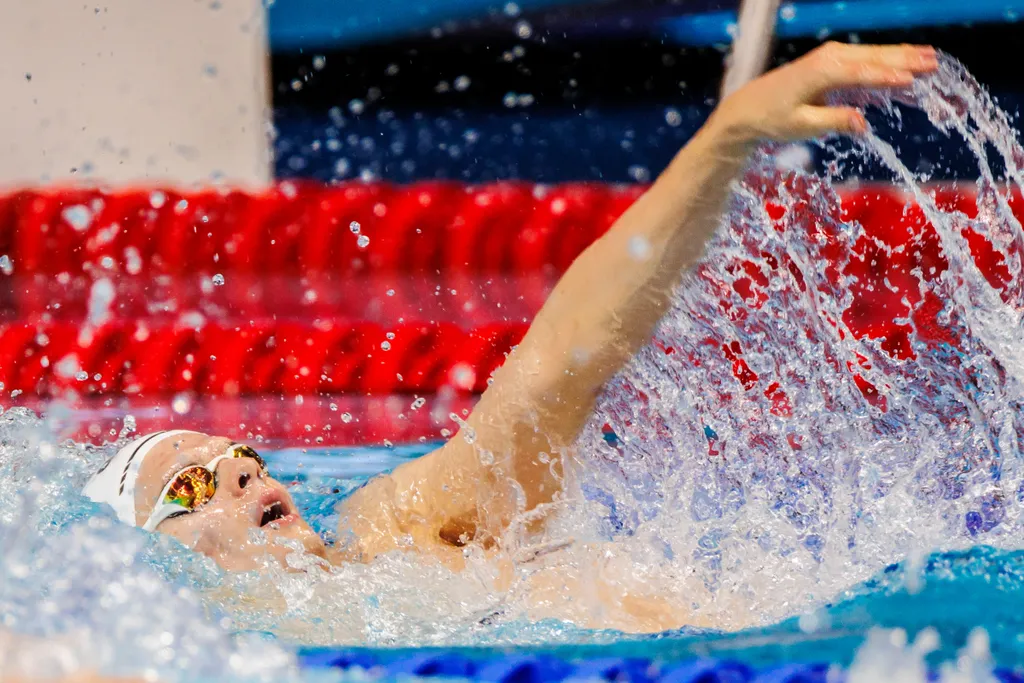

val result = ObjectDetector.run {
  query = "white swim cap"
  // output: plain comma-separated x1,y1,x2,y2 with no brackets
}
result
83,430,191,526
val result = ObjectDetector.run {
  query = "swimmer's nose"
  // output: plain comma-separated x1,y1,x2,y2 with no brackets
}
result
218,456,262,498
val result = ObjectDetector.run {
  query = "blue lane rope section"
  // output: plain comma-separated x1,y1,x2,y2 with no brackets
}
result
662,0,1024,46
268,0,574,50
297,649,1024,681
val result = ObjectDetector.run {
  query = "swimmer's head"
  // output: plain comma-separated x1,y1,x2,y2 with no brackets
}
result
84,431,327,571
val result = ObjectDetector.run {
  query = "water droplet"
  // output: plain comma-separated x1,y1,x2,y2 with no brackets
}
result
0,255,13,275
411,397,426,410
515,20,532,38
149,191,167,209
380,341,391,351
349,99,365,115
329,403,338,411
120,415,137,439
357,235,370,249
628,235,653,261
62,205,93,231
454,75,471,91
124,246,142,275
349,221,361,234
212,273,225,286
341,412,352,423
312,55,326,70
665,108,682,127
779,3,796,20
87,278,115,328
74,370,88,381
628,165,651,182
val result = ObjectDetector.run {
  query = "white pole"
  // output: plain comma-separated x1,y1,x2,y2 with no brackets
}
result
721,0,781,98
722,0,813,171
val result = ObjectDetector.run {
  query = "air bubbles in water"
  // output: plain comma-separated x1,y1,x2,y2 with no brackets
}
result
357,235,370,249
0,255,13,275
212,273,225,286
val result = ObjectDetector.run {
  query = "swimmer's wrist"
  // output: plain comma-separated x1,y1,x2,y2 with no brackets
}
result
702,108,760,160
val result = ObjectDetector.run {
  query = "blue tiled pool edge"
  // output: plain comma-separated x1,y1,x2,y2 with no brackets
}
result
297,648,1024,681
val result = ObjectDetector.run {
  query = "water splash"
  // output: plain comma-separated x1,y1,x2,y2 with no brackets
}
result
557,51,1024,629
0,409,298,681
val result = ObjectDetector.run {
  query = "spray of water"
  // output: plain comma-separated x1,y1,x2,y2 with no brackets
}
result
0,408,299,681
553,51,1024,629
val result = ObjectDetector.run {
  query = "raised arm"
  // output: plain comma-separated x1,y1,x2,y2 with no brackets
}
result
338,42,938,563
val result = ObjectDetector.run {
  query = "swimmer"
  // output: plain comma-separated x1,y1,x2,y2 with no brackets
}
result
82,43,939,628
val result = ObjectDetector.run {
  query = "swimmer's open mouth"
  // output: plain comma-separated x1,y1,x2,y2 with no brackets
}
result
256,490,297,528
260,501,286,527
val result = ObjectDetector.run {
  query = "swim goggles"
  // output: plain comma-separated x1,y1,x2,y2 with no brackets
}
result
142,443,267,532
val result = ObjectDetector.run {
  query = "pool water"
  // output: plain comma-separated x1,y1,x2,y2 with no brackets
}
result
6,49,1024,681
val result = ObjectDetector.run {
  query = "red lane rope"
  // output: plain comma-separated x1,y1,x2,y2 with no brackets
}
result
0,181,1018,404
0,182,647,278
0,319,528,399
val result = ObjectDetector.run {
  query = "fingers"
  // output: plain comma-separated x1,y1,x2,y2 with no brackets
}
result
795,105,868,138
821,42,937,72
802,42,938,97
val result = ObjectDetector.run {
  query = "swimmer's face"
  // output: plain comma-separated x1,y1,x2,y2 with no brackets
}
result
134,432,328,571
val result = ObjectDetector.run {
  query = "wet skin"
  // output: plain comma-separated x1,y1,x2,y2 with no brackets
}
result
133,432,329,571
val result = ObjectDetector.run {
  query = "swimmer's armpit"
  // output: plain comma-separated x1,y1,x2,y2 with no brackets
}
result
339,42,940,559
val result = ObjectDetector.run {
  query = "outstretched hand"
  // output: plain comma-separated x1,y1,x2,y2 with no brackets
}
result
711,42,939,144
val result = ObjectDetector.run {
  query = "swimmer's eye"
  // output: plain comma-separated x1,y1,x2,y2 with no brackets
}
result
163,466,217,511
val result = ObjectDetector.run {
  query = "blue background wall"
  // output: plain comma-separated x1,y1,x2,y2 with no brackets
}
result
268,0,1024,183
